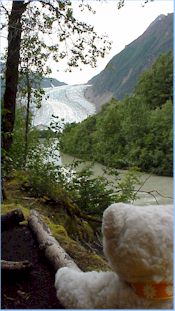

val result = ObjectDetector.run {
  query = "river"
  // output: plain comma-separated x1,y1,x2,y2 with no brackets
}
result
60,153,173,206
32,84,173,206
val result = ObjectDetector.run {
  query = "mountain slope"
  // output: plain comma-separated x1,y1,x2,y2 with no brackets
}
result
34,77,66,88
0,61,66,88
85,13,173,111
0,70,66,97
61,51,173,176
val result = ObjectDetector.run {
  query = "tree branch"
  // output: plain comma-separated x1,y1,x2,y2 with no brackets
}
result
1,260,33,272
0,3,10,17
28,209,81,272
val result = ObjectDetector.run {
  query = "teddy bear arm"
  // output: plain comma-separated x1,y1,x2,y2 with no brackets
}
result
55,267,123,309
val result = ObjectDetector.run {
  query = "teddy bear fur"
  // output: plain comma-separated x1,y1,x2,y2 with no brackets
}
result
55,203,173,309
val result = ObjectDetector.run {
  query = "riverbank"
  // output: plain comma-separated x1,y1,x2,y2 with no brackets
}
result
1,174,110,309
60,63,173,177
61,153,173,206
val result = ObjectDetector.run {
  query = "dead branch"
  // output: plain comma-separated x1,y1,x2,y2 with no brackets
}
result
28,209,81,272
1,259,33,272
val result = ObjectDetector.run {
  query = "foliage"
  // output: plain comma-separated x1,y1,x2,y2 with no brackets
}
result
8,109,139,217
1,1,27,154
1,1,112,73
8,107,137,215
25,141,140,216
2,200,110,271
134,51,173,109
60,52,173,176
87,13,173,112
140,100,173,176
1,190,109,272
1,0,111,173
8,107,40,170
62,163,116,214
117,0,154,9
36,129,57,139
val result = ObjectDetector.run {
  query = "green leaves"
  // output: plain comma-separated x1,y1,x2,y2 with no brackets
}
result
134,51,173,109
117,0,154,10
19,1,112,71
24,145,140,216
8,107,40,170
60,51,173,177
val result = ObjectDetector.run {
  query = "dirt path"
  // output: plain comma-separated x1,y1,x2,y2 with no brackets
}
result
2,224,64,309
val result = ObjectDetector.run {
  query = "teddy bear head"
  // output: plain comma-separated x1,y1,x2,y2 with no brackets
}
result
102,203,173,285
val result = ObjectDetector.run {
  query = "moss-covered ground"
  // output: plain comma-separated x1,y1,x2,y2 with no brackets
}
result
2,174,110,272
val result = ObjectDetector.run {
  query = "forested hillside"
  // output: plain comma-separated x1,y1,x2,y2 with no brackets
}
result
60,51,173,176
85,13,173,111
2,1,173,309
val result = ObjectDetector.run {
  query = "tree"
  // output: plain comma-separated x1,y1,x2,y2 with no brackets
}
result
59,51,173,176
117,0,154,9
1,0,156,160
18,28,52,166
1,0,111,156
134,51,173,109
2,1,27,153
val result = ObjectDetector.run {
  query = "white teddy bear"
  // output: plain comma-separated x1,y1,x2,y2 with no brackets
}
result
55,203,173,309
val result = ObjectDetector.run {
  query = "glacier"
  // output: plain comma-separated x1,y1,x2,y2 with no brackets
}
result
32,84,95,128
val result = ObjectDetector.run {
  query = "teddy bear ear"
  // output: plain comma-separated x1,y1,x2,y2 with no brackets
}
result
102,203,130,239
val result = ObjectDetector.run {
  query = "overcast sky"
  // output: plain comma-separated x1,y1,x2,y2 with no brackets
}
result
0,0,173,85
52,0,173,85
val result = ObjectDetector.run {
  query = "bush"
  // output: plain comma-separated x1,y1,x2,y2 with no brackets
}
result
26,143,140,216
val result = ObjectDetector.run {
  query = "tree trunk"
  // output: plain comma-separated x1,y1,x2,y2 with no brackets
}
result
28,210,81,272
24,71,31,167
1,208,25,231
2,1,27,153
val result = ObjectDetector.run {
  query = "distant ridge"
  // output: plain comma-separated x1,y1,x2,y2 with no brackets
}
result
85,13,173,111
36,77,66,88
0,64,66,96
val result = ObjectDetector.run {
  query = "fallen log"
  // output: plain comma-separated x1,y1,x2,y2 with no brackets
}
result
1,209,25,231
1,259,33,272
28,210,81,272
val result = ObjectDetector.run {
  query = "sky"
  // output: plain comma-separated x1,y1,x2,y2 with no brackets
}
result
52,0,174,84
0,0,173,85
